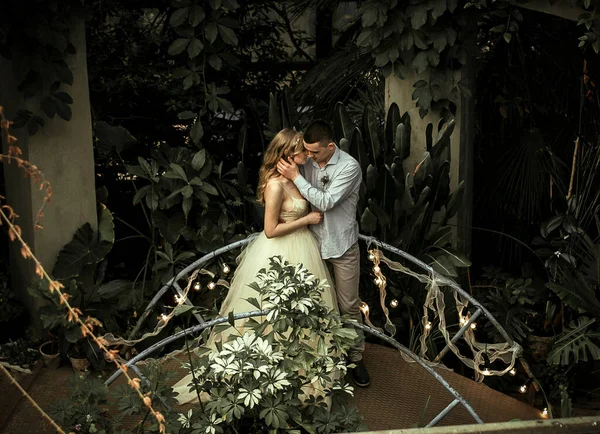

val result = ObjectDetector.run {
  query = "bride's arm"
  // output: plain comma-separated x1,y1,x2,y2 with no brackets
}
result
263,182,321,239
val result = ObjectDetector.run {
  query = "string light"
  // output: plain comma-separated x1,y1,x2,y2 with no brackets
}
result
509,368,517,376
358,301,370,315
390,299,399,308
519,384,528,394
174,295,184,304
373,265,381,273
542,408,548,417
194,282,201,291
459,317,466,326
368,252,375,261
470,322,477,330
374,277,383,286
222,263,230,274
425,322,432,330
160,314,169,322
483,368,491,376
207,281,216,290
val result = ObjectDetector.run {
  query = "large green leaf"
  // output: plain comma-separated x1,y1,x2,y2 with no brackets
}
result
426,253,458,277
268,92,281,133
97,280,132,300
360,207,377,234
152,211,186,244
385,103,401,151
547,317,600,365
394,123,410,161
281,86,298,128
94,121,137,156
53,206,114,280
362,105,381,158
333,102,355,143
349,128,369,173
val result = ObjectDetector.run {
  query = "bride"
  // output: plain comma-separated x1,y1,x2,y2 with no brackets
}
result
173,128,340,405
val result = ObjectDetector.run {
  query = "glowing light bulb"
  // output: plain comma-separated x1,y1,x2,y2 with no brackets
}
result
425,322,432,330
374,277,383,286
373,265,380,273
390,299,399,308
519,384,527,394
175,295,184,304
368,253,375,261
470,322,477,330
359,302,369,315
160,314,169,322
483,368,490,376
509,368,517,376
194,282,201,291
207,281,216,290
542,408,548,417
222,264,230,274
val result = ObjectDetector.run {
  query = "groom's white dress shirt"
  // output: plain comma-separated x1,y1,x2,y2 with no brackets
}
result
293,146,362,260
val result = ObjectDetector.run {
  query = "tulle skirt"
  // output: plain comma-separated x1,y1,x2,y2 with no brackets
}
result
172,227,338,405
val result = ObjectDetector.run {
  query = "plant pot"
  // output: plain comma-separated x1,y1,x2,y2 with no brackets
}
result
39,341,60,369
527,334,556,362
69,356,90,374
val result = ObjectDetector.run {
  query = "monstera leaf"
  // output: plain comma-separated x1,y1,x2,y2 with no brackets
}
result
547,317,600,365
52,205,114,280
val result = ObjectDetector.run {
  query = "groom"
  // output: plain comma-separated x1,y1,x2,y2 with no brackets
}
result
277,120,370,387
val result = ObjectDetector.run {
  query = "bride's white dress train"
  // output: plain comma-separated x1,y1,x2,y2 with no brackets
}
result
172,185,338,405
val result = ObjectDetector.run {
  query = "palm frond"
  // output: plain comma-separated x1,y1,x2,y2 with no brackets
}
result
292,46,375,121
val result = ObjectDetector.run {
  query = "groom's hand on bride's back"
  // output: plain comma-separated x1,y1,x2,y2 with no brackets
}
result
277,157,299,181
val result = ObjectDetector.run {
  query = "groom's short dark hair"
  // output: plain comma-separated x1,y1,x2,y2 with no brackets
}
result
304,120,334,147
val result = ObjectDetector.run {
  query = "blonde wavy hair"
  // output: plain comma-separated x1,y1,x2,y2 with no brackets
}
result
256,129,303,205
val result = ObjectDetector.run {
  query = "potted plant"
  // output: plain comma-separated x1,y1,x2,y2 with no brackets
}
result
38,333,60,368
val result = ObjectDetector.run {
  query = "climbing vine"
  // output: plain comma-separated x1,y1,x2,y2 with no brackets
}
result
167,0,240,148
355,0,600,118
0,1,85,135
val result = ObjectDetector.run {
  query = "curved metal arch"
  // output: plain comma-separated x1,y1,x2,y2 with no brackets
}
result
106,310,483,425
117,232,526,426
130,233,516,353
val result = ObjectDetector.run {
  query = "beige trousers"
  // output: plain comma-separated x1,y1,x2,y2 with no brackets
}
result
326,242,365,361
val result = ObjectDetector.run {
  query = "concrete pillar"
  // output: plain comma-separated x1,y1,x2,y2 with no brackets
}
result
384,70,462,191
0,19,96,327
384,66,474,254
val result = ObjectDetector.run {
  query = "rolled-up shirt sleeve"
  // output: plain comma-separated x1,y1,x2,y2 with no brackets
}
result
293,162,361,212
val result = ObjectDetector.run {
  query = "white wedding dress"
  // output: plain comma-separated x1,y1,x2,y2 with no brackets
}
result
172,184,338,404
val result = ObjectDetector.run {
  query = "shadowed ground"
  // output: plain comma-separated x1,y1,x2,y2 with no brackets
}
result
0,343,542,433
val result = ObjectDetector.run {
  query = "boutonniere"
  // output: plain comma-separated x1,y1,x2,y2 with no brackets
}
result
321,174,330,189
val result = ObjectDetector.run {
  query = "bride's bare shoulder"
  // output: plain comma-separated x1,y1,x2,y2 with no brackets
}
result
265,175,286,186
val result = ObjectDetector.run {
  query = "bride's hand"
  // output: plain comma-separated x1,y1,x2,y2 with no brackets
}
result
306,211,323,225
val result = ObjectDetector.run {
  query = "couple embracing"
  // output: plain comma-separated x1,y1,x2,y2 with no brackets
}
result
174,120,370,406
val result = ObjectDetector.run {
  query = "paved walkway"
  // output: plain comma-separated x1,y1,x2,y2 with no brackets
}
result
0,343,542,433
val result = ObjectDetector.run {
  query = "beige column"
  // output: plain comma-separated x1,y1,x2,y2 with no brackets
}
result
384,66,474,254
0,19,96,327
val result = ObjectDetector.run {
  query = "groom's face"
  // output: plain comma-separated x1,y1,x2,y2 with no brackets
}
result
304,140,334,165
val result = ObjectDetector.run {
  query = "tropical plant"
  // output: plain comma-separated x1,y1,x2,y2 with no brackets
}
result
26,200,138,366
0,1,83,136
174,256,363,433
0,266,25,331
546,316,600,366
126,142,250,254
335,102,468,278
